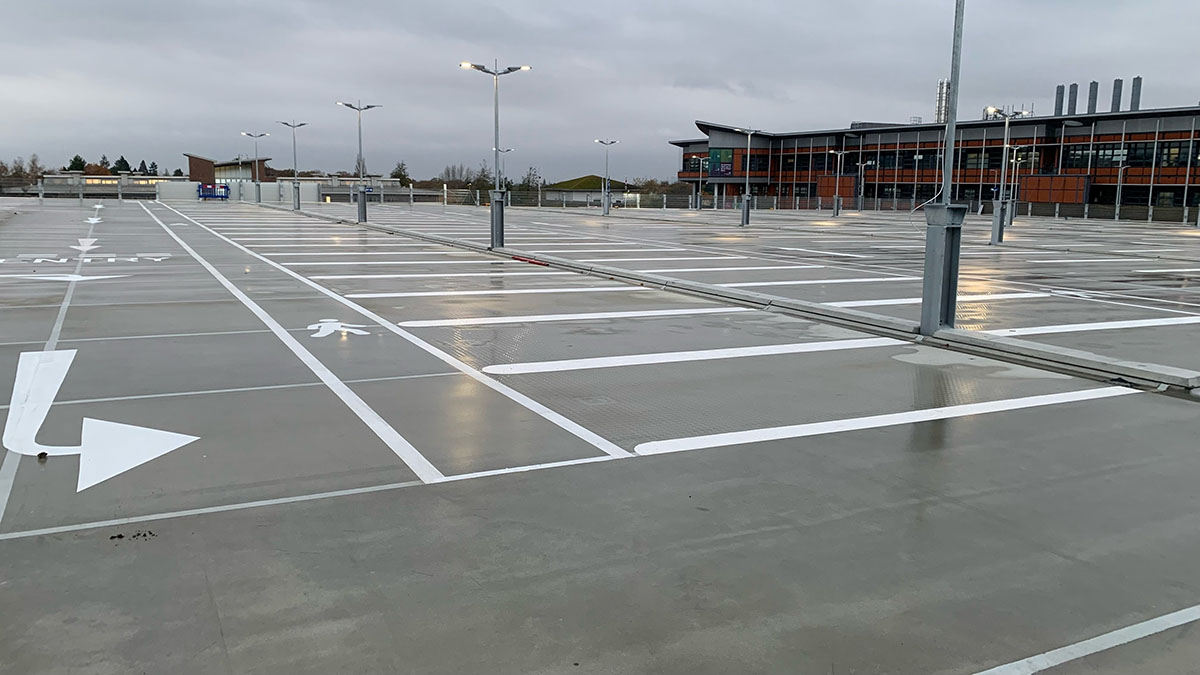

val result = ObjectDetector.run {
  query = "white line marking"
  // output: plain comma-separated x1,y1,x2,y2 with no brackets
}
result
985,315,1200,336
0,372,458,411
581,256,747,262
973,603,1200,674
776,247,872,258
828,292,1050,308
282,260,513,266
400,307,754,328
525,247,686,253
159,202,632,460
345,286,647,299
1132,267,1200,273
0,453,625,542
640,265,823,273
482,337,900,375
720,276,921,288
246,243,439,248
309,271,572,280
1111,248,1185,253
264,251,474,257
138,203,446,483
636,386,1138,455
1026,258,1140,264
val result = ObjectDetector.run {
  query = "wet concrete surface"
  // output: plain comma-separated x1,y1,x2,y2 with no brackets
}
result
1,200,1199,674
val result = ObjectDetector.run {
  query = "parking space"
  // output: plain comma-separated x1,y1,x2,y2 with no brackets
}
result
3,199,1200,673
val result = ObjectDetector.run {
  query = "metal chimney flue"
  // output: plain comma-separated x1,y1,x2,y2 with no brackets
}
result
1067,83,1078,115
1054,85,1065,116
1130,75,1142,111
1111,78,1123,112
1087,81,1098,114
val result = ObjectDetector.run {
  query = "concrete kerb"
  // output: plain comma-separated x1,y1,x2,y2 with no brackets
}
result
254,202,1200,396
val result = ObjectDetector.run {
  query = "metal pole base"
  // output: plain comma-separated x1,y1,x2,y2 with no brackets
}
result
832,196,842,217
490,190,505,248
990,199,1008,244
292,183,301,211
602,192,610,216
357,186,368,223
919,203,967,336
740,199,750,226
255,183,261,204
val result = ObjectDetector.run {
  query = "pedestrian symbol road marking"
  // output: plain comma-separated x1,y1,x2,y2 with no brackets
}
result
2,350,199,491
308,319,369,338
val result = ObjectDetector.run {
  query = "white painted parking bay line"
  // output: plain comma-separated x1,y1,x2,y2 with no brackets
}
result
986,315,1200,336
309,271,572,280
829,292,1050,308
720,276,920,288
642,265,822,273
139,203,446,484
636,386,1139,455
776,247,871,258
582,256,748,262
346,286,647,299
160,202,632,461
974,604,1200,674
525,247,686,253
265,251,471,257
482,337,900,375
401,307,755,328
1132,267,1200,273
283,260,511,266
1026,258,1140,264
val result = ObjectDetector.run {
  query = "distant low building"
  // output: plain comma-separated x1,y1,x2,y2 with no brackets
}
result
184,154,273,184
542,175,633,205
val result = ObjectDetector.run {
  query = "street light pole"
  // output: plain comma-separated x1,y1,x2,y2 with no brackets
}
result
829,150,846,216
241,131,268,203
985,107,1029,243
336,100,381,223
594,139,618,215
919,0,968,336
1116,163,1130,220
461,60,531,247
734,127,760,225
277,120,308,210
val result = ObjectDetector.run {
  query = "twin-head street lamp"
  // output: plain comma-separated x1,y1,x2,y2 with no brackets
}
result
460,60,531,248
241,131,268,203
594,139,618,215
733,127,761,226
985,105,1030,244
336,100,381,223
277,120,308,210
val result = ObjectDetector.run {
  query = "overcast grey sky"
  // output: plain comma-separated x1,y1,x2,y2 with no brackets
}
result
2,1,1196,182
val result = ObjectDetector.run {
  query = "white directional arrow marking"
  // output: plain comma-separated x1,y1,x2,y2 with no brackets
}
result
3,350,199,491
85,217,103,224
0,274,129,282
69,238,99,253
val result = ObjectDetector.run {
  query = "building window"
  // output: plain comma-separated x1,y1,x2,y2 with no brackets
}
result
1063,146,1092,169
1157,141,1191,168
1093,143,1125,168
1125,142,1155,167
709,149,734,177
739,155,770,172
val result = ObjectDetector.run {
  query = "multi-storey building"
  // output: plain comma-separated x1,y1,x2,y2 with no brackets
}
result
671,104,1200,221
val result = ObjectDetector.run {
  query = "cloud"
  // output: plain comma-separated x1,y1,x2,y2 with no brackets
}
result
1,0,1195,180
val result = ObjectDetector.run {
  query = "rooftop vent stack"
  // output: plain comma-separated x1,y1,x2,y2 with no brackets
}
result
1111,78,1123,112
1054,85,1065,116
1067,83,1079,115
1087,81,1099,114
1130,76,1142,111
